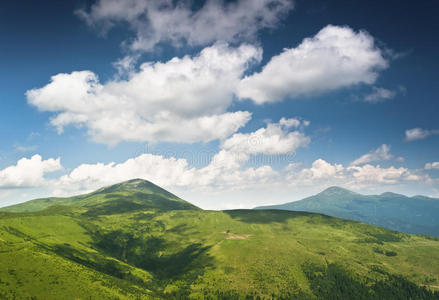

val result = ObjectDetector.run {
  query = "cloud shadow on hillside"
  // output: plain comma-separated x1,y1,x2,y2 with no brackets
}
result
223,209,317,224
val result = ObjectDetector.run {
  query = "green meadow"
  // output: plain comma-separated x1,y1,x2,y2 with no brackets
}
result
1,179,439,299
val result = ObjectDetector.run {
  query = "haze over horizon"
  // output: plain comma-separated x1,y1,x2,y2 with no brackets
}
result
1,0,439,209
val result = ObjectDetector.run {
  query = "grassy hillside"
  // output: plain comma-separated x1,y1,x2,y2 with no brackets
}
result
1,180,439,299
255,186,439,237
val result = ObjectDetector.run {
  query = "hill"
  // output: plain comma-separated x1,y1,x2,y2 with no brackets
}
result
1,180,439,299
254,186,439,237
0,178,198,214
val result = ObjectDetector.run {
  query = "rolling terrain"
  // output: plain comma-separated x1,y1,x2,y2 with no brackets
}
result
255,186,439,237
0,179,439,299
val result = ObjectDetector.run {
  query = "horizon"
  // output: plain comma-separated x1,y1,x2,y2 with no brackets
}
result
1,178,436,211
1,0,439,210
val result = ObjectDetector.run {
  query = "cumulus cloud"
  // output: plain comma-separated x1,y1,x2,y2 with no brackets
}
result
237,25,388,104
279,158,426,194
27,26,391,145
52,150,278,196
348,164,420,184
425,162,439,170
0,155,62,188
76,0,293,52
285,158,425,189
54,154,195,194
288,159,345,184
350,144,394,166
306,159,345,179
363,87,396,103
405,128,439,142
27,43,260,145
221,118,310,155
52,119,310,195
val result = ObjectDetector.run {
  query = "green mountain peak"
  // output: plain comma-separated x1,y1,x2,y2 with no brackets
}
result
255,186,439,236
92,178,178,197
318,186,358,197
0,178,198,214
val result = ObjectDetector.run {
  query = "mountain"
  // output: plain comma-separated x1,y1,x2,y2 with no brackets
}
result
255,186,439,236
0,178,198,214
1,180,439,299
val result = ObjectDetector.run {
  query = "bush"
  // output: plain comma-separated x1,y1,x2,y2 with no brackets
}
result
385,251,397,257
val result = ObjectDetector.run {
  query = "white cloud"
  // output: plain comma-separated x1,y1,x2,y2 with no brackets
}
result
350,144,394,166
285,158,426,189
27,27,393,146
76,0,293,52
113,54,140,77
221,118,310,155
52,150,278,196
27,43,260,145
285,159,345,188
0,155,62,188
347,164,422,184
405,128,439,142
51,118,309,195
363,87,396,103
49,118,309,196
294,159,344,181
425,162,439,170
14,145,37,152
307,159,344,179
54,154,196,194
279,117,302,128
200,150,278,189
237,25,388,104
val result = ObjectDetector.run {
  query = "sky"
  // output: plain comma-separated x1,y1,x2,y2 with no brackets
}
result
0,0,438,209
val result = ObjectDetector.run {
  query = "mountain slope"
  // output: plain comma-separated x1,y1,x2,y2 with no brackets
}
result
1,181,439,299
255,186,439,236
0,179,198,213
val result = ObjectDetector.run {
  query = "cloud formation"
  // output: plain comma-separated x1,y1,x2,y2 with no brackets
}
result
286,159,425,190
347,164,421,185
221,118,310,155
350,144,394,166
237,25,388,104
53,152,278,196
0,155,61,188
27,43,260,145
76,0,294,52
28,25,390,145
286,159,345,185
425,162,439,170
53,118,310,194
405,128,439,142
363,87,396,103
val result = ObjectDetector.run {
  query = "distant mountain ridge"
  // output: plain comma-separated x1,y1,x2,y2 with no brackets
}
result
255,186,439,236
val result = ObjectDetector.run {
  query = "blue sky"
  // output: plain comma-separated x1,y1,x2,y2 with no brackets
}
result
0,0,438,209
